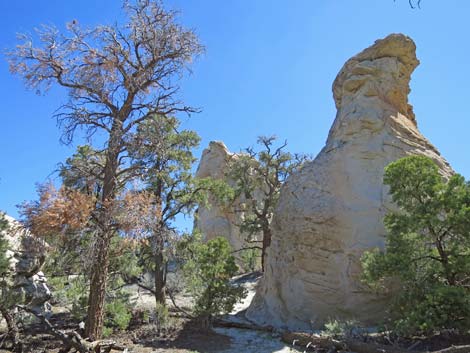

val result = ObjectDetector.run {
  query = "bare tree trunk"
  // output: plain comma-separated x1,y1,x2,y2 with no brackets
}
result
153,185,166,306
261,227,272,272
154,235,166,305
198,314,212,332
85,127,121,340
85,235,112,340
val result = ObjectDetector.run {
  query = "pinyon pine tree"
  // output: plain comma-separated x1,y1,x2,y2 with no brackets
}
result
128,114,232,306
8,0,203,339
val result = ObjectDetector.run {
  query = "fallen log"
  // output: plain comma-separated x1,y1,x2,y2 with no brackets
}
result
281,332,347,351
346,339,415,353
17,305,127,353
434,345,470,353
281,331,470,353
18,305,91,353
89,340,127,353
213,318,273,332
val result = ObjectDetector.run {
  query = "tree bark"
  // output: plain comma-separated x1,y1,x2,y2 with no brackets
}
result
85,235,112,340
154,235,166,306
153,182,166,306
85,123,122,340
261,227,272,272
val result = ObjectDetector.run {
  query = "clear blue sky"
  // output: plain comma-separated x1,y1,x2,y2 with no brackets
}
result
1,0,469,226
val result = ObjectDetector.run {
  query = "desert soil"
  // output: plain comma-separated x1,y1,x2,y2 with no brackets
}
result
0,272,302,353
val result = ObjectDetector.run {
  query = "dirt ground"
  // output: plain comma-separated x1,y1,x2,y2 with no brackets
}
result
0,272,302,353
0,320,302,353
2,272,469,353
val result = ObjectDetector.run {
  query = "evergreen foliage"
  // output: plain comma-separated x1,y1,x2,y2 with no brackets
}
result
0,213,10,277
181,236,246,326
362,155,470,334
227,136,309,271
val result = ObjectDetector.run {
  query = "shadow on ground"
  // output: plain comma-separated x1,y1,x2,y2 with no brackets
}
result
137,319,232,353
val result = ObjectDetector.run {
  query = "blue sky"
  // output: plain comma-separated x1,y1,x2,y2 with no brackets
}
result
0,0,469,228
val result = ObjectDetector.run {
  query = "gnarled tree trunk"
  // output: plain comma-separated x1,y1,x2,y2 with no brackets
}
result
85,235,112,340
261,227,272,272
154,235,166,305
85,128,121,340
152,183,167,307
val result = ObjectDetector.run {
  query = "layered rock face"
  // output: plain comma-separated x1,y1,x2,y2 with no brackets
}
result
246,34,452,329
195,141,260,260
2,215,51,314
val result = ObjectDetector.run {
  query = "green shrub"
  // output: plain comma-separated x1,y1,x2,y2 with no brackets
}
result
240,248,261,273
49,276,89,321
142,309,150,324
50,274,134,334
102,326,114,338
393,285,470,334
45,233,142,328
105,298,132,332
323,319,360,338
361,155,470,335
154,302,169,328
182,236,246,325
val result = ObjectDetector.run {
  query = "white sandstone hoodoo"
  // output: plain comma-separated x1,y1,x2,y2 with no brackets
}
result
246,34,453,330
194,141,261,261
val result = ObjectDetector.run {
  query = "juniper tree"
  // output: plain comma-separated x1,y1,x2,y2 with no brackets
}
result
8,0,203,339
181,236,246,329
227,136,309,271
129,115,230,306
362,156,470,334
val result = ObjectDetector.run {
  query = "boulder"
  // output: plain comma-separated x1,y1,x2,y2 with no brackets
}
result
1,215,51,314
246,34,452,330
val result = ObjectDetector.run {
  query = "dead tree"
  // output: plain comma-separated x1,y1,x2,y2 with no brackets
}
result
8,0,203,339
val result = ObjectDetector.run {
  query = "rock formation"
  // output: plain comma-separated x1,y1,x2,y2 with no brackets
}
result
246,34,453,330
194,141,261,263
1,215,51,314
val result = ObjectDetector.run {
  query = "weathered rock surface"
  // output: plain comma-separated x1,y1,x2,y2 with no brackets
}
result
2,215,51,314
246,34,453,330
194,141,261,262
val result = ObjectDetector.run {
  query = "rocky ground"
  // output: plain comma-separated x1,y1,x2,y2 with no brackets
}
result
0,272,302,353
114,272,301,353
2,272,469,352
